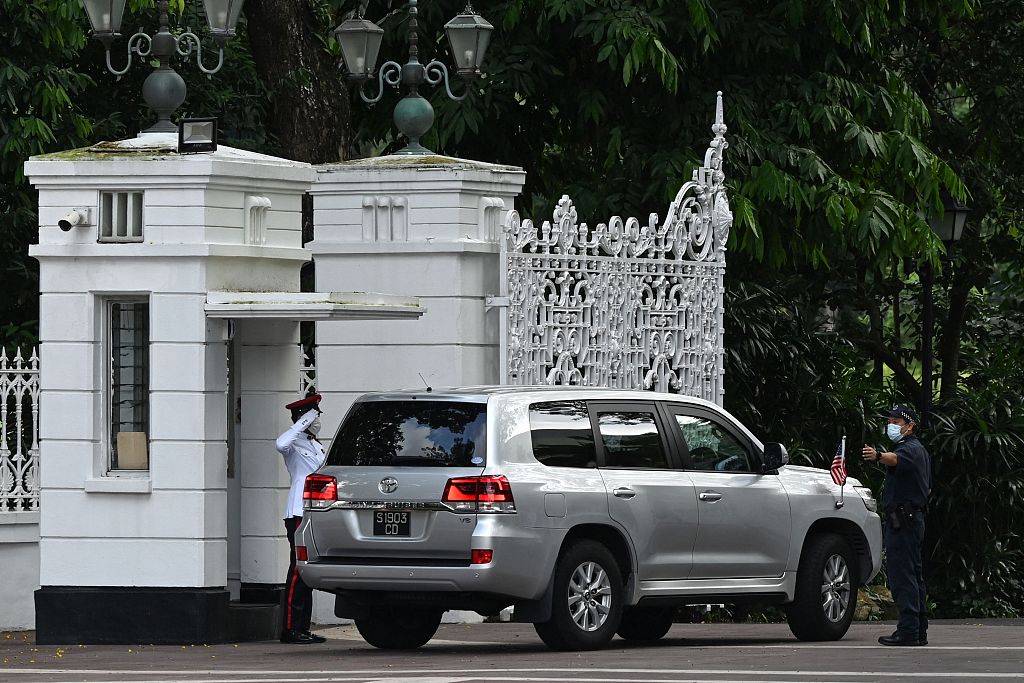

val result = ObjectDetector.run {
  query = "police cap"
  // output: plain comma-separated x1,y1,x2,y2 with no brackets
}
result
878,404,919,425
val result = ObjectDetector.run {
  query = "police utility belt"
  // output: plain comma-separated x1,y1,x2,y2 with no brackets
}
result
884,502,927,530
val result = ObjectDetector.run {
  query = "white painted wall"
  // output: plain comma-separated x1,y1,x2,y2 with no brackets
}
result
0,518,39,629
307,156,525,624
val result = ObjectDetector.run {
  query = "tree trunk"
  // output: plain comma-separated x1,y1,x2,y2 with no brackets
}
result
920,261,935,424
938,277,971,404
868,303,884,385
243,0,350,164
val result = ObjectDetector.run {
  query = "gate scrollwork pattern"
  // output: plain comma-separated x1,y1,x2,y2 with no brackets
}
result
500,92,730,404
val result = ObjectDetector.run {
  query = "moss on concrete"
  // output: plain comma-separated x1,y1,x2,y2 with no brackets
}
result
35,141,176,161
328,154,521,172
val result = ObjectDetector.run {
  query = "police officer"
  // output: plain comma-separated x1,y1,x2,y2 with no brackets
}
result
276,393,327,644
861,405,932,646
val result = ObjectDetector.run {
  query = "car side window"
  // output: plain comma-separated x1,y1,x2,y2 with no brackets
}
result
596,411,669,469
673,414,753,473
529,401,597,468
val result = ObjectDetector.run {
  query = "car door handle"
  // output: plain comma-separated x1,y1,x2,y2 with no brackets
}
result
613,487,637,499
698,491,723,502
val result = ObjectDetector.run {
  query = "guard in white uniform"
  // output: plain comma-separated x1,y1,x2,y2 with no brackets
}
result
276,393,327,644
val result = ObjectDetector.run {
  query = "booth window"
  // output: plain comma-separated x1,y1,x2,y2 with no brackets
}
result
108,300,150,470
99,191,144,242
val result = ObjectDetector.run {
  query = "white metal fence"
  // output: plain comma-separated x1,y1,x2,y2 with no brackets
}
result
1,347,40,513
498,92,731,405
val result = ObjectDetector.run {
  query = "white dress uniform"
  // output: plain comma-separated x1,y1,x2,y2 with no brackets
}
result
275,409,327,520
275,400,327,643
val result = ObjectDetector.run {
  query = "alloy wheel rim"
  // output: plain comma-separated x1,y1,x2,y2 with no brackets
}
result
567,561,613,632
821,553,851,623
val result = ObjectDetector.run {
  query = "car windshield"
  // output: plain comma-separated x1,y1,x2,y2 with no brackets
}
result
325,400,486,467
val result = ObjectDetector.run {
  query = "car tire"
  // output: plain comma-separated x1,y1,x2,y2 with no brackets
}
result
355,607,442,650
786,532,857,641
534,539,624,651
616,606,674,641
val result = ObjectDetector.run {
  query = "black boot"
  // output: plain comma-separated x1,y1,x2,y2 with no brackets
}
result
878,631,920,646
302,631,327,643
281,629,322,644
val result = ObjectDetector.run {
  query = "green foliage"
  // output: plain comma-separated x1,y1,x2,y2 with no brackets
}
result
924,281,1024,617
0,0,95,346
723,271,895,463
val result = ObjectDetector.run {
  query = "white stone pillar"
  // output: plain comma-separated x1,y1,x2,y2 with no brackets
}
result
309,156,525,625
25,134,312,644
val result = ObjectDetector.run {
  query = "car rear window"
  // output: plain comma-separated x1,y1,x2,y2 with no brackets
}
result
325,400,486,467
529,401,597,468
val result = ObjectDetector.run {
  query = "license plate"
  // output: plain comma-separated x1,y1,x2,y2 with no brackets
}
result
373,510,410,536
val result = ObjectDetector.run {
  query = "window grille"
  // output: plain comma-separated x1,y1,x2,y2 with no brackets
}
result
99,191,144,242
108,300,149,470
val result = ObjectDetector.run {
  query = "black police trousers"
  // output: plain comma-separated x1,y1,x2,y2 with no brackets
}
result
883,512,928,638
282,516,313,635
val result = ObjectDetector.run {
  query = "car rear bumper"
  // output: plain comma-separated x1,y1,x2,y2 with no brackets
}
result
297,518,562,601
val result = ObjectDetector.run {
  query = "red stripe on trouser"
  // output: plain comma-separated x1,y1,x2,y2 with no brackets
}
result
285,565,300,629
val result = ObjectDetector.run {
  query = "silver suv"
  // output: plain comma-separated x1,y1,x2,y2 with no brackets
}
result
298,387,881,651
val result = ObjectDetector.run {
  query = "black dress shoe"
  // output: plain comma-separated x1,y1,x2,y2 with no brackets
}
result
303,631,327,643
918,633,928,646
280,629,321,644
878,631,920,646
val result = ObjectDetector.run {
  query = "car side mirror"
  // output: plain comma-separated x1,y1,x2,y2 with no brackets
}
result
762,442,789,473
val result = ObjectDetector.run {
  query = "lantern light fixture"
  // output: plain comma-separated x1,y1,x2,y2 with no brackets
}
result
80,0,246,133
333,0,494,155
926,191,970,243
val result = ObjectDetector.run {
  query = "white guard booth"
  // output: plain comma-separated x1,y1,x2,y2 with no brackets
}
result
25,135,422,644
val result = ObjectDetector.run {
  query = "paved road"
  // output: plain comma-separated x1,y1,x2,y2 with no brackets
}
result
3,621,1023,683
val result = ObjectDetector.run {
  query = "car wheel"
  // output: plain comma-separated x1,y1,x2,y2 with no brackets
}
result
355,606,442,650
785,532,857,641
534,539,624,651
616,606,673,642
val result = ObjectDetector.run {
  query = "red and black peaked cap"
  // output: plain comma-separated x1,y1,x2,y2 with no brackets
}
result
285,394,322,411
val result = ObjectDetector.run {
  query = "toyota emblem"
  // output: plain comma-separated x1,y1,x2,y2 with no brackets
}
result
379,477,399,494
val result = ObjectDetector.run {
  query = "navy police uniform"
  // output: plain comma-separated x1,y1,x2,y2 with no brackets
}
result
879,405,932,646
276,394,327,645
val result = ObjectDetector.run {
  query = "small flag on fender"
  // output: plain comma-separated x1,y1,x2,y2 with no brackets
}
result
831,436,848,487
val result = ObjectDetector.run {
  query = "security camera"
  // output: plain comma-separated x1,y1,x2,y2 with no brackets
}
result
58,208,92,232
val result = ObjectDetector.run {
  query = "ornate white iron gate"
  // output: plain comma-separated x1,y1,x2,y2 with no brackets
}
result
0,347,40,513
499,93,731,404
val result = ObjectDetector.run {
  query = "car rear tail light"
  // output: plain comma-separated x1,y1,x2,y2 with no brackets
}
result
471,549,493,565
442,475,516,513
296,546,308,562
303,474,337,509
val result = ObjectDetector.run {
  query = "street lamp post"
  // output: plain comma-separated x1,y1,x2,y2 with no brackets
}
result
333,1,494,155
921,191,970,423
80,0,246,133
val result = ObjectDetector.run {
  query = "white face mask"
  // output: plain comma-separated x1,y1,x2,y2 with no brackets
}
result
307,417,322,436
886,423,903,442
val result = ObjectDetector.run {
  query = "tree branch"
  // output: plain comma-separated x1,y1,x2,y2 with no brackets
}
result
852,335,922,401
